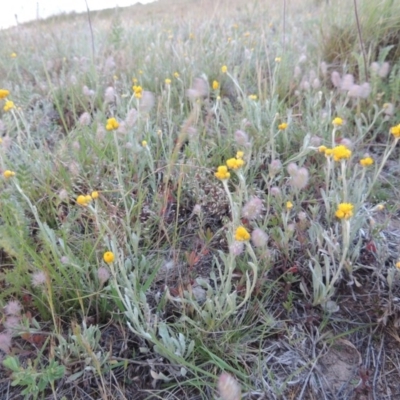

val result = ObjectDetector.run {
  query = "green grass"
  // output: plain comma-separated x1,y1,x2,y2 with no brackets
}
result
0,0,400,399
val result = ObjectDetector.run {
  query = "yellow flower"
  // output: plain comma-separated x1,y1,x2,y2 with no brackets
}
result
390,124,400,139
142,140,148,147
332,145,351,161
85,195,92,203
324,148,333,156
286,201,293,210
221,65,228,74
215,165,230,180
91,191,99,199
226,157,244,170
173,72,180,78
275,57,281,62
3,170,15,178
248,94,257,100
278,122,288,130
132,78,138,84
395,261,400,270
10,53,17,58
235,226,250,241
318,145,328,153
332,117,343,127
212,80,219,90
132,85,143,99
76,195,89,206
165,78,171,85
103,251,115,264
3,100,15,112
335,203,354,219
236,151,244,159
106,117,119,131
0,89,10,99
360,157,374,167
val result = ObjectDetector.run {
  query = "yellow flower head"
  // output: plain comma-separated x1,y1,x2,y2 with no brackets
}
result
173,72,180,78
215,165,230,180
165,78,171,85
91,191,99,199
0,89,10,99
318,145,328,153
10,52,17,58
335,203,354,219
106,117,119,131
278,122,288,130
226,157,245,170
332,145,351,161
359,157,374,167
248,94,257,100
76,195,89,206
236,151,244,159
132,85,143,98
395,261,400,270
275,57,282,62
3,100,15,112
332,117,343,127
286,201,293,210
103,251,115,264
141,140,148,147
390,124,400,139
132,78,138,84
3,170,15,178
235,226,250,241
221,65,228,74
212,80,219,90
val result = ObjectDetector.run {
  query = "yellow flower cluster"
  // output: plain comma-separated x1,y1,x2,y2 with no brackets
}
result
335,203,354,219
212,80,219,90
106,117,119,131
221,65,228,74
132,85,143,99
0,89,10,99
286,201,293,210
4,100,15,112
390,124,400,139
173,72,180,78
226,157,245,170
359,156,374,167
248,94,257,100
165,78,171,85
76,191,99,206
319,145,351,161
215,165,230,180
234,226,250,241
278,122,288,130
3,170,16,178
215,152,245,180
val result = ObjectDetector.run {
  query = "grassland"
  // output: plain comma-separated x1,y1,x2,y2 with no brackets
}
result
0,0,400,398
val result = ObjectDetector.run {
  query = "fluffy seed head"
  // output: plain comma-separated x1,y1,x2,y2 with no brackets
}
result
242,197,263,220
98,267,111,284
4,301,22,316
251,228,269,248
218,373,241,400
